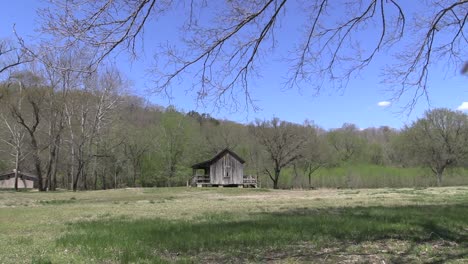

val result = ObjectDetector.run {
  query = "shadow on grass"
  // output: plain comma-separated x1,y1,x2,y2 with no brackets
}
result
58,204,468,263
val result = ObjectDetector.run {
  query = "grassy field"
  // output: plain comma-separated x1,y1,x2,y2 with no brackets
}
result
1,187,467,263
269,165,468,189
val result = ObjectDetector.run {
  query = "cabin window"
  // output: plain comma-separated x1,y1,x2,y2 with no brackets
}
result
223,156,231,178
224,170,231,178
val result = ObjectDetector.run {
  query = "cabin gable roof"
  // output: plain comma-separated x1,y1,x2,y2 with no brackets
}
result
0,171,39,182
191,148,245,169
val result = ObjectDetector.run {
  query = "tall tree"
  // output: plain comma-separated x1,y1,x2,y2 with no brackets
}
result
250,118,307,189
402,108,468,186
40,52,75,191
298,122,330,188
8,72,47,191
65,68,121,191
0,83,28,190
158,108,188,187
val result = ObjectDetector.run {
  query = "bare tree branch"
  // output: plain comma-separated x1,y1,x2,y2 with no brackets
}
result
39,0,468,111
0,39,32,74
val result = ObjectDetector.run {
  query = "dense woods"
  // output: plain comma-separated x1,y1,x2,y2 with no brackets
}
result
1,64,467,190
0,1,466,191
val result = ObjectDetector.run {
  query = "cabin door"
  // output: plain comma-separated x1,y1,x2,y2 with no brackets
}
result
223,156,232,183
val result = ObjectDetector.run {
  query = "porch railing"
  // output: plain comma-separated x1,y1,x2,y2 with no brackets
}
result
190,174,257,186
191,175,210,185
243,175,257,185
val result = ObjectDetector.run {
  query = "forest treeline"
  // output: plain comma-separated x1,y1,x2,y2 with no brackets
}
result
1,67,467,191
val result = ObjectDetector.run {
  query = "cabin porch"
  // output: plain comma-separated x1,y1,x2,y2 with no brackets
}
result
190,174,257,188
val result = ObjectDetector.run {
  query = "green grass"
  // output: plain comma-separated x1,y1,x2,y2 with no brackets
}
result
274,165,468,189
58,204,468,263
39,198,77,205
1,187,468,263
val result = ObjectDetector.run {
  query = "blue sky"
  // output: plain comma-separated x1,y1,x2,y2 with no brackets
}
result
1,1,466,129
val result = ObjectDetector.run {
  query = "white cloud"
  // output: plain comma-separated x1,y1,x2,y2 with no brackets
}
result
377,101,391,107
457,102,468,111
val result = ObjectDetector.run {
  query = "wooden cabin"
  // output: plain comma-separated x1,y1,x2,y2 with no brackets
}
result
0,170,38,189
191,149,256,187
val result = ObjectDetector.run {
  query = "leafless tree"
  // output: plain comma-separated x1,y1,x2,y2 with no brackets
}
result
64,68,121,191
39,0,467,109
0,83,28,191
0,115,27,191
8,73,47,191
250,118,307,189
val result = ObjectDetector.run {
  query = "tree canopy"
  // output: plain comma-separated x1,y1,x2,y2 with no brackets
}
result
401,108,468,186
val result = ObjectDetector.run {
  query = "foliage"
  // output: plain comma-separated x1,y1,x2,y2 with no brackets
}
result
250,118,308,189
401,109,468,186
1,2,467,190
1,64,467,190
1,80,468,190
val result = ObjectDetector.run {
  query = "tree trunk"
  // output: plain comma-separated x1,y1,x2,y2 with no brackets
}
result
168,163,176,187
132,159,141,187
14,149,20,191
114,167,118,189
292,163,300,188
45,145,55,191
436,171,443,187
69,140,75,190
92,155,98,190
307,164,321,189
101,167,107,190
82,168,87,190
48,131,62,191
65,165,70,190
33,155,44,191
133,168,137,187
45,119,55,191
73,161,84,192
273,169,280,189
72,173,79,191
432,166,445,187
93,167,98,190
51,145,60,191
30,137,45,191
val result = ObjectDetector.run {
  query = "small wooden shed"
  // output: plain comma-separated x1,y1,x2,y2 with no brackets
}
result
0,170,38,189
191,148,256,187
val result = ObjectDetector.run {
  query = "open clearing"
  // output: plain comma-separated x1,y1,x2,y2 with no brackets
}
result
1,187,467,263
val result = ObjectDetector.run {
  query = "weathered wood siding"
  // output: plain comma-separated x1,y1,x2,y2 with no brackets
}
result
210,153,244,185
0,177,35,188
